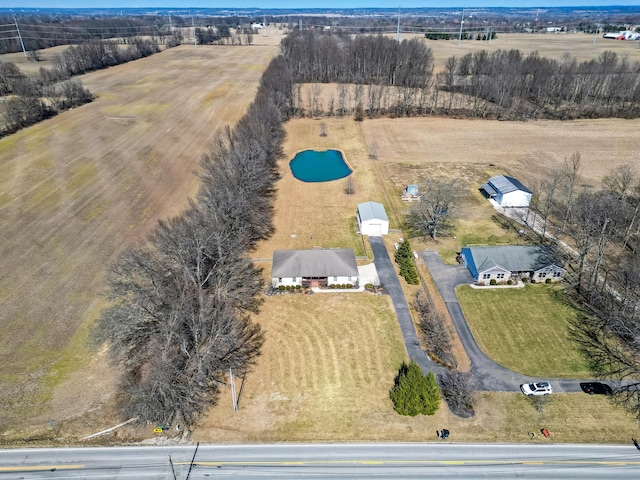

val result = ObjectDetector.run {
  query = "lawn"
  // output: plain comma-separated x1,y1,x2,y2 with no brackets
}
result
194,293,638,444
457,284,589,378
195,293,409,442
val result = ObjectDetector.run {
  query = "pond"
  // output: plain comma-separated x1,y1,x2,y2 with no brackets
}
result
289,149,352,182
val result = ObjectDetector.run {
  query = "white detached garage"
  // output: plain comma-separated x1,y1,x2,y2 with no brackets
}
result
357,201,389,236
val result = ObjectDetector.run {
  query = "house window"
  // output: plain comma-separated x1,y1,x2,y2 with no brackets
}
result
539,272,546,278
497,273,505,279
278,278,282,283
482,274,491,279
553,271,562,277
333,276,338,282
292,277,296,282
348,276,352,282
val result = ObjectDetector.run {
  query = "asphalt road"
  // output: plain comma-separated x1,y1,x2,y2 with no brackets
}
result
1,443,639,479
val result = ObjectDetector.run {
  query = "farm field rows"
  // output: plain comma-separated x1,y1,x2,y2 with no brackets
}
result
0,44,276,437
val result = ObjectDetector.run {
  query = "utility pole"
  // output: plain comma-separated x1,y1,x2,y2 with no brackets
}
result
396,7,401,43
593,23,599,44
229,368,238,412
192,16,197,47
13,15,26,57
457,8,465,46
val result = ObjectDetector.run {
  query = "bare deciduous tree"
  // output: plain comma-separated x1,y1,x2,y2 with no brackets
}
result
438,370,475,418
344,177,355,195
414,291,451,361
408,179,463,240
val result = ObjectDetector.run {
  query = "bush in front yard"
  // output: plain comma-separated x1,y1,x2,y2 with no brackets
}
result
390,361,440,416
490,279,497,286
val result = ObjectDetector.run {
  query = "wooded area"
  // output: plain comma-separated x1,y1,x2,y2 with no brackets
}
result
529,160,640,418
281,31,640,120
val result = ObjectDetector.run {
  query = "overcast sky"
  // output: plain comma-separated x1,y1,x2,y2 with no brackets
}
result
6,1,640,9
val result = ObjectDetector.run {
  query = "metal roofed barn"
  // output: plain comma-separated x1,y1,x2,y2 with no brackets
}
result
357,201,389,236
481,175,532,207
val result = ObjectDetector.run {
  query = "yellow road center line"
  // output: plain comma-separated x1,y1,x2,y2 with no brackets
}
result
176,459,640,467
0,465,84,472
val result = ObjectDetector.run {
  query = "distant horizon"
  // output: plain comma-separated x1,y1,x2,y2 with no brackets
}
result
4,1,640,11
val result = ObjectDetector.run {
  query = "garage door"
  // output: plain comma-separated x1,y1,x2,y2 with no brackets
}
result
368,223,382,236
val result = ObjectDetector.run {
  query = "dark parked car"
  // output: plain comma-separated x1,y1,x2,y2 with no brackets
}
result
580,382,613,395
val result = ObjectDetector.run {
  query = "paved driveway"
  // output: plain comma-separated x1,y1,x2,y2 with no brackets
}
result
422,251,583,393
368,237,445,376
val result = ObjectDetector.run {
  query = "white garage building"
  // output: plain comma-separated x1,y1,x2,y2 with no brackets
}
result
481,175,532,208
357,201,389,236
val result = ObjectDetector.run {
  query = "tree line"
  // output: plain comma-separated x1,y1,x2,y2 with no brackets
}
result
0,37,163,137
280,31,640,120
525,158,640,419
92,53,291,428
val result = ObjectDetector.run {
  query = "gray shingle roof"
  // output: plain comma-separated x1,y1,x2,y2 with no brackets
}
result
488,175,532,194
357,201,388,222
468,245,563,273
272,249,359,278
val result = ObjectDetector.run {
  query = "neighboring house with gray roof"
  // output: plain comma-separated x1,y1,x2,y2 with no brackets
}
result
481,175,532,207
271,248,359,288
461,245,565,283
357,201,389,236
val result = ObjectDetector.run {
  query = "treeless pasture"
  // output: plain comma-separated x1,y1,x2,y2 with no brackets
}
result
0,44,276,436
402,32,640,72
360,117,640,189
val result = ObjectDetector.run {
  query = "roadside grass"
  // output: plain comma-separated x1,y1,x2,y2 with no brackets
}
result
196,293,408,442
457,284,589,378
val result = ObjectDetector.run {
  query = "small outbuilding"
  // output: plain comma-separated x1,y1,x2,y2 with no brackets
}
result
272,248,359,289
460,245,565,283
357,201,389,236
481,175,532,208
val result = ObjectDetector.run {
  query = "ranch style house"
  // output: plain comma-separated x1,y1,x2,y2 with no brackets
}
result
271,248,359,289
481,174,533,208
461,245,565,283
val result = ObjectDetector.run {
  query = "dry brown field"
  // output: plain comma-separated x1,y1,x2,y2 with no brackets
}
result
402,32,640,71
0,43,276,439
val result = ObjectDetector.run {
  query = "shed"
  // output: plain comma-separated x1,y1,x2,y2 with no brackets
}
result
405,185,419,195
357,201,389,236
481,175,532,208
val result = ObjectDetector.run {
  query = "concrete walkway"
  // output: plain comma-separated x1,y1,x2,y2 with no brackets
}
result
368,236,444,376
422,250,584,393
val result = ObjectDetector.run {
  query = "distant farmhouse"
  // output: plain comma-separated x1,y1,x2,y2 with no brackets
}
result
461,245,565,283
271,249,359,289
481,175,532,208
357,201,389,236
